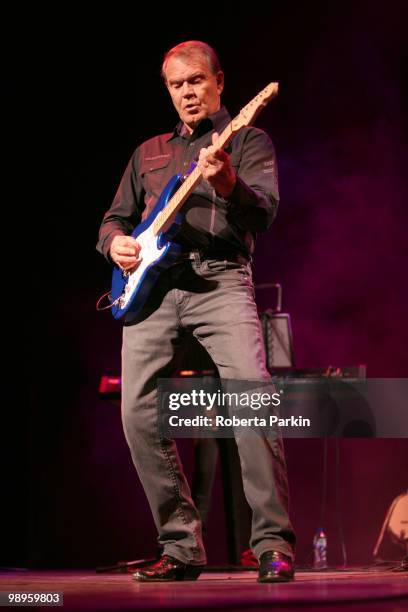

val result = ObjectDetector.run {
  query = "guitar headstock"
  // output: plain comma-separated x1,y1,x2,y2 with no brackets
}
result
231,82,279,133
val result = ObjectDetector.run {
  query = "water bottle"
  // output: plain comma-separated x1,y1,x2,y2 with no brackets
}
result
313,527,328,569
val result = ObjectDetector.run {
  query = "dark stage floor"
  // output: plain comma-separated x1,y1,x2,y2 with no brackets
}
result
0,567,407,611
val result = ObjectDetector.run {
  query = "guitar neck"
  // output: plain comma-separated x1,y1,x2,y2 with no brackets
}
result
151,81,278,235
151,123,234,235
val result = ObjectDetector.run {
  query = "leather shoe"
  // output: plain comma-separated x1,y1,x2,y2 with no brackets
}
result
258,551,294,583
132,555,204,582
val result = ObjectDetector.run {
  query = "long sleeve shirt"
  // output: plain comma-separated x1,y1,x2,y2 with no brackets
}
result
97,106,279,261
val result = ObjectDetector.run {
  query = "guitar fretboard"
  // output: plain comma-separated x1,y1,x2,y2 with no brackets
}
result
151,81,278,235
151,123,233,235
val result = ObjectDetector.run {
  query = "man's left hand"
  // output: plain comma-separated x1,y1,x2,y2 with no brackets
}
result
198,132,237,199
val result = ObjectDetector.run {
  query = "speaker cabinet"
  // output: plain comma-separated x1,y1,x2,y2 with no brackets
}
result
260,311,295,369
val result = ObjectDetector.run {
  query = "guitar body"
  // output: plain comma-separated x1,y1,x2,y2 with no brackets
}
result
111,174,184,322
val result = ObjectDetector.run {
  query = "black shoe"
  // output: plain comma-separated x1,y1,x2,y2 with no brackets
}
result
258,551,295,583
132,555,204,582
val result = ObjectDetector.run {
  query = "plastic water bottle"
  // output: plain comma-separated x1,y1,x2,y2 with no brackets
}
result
313,528,328,569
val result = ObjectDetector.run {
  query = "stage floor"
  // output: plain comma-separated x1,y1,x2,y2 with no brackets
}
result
0,568,407,611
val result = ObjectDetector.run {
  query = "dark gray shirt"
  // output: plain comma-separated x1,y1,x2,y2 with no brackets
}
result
97,106,279,260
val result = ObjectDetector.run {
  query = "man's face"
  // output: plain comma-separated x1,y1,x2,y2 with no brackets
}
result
164,53,224,133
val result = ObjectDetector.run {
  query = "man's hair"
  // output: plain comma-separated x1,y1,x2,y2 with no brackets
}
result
161,40,222,81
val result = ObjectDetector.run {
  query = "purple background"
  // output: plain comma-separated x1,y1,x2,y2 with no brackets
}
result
9,1,408,569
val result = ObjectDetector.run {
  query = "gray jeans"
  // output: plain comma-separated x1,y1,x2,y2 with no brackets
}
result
121,256,296,565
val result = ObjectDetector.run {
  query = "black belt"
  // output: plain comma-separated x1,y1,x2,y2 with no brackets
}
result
180,249,250,265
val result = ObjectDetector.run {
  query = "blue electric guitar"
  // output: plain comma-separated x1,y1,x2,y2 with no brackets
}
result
104,82,278,321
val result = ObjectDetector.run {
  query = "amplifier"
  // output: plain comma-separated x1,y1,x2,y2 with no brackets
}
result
257,282,294,369
260,311,294,369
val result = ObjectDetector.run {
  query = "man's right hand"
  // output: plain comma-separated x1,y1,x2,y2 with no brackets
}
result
110,235,142,271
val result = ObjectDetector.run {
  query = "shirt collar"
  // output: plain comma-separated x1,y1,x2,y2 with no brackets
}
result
167,106,231,142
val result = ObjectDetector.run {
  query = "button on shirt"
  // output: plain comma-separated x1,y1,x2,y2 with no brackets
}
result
97,106,279,260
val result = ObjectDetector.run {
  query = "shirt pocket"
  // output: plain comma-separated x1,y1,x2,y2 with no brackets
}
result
140,155,171,201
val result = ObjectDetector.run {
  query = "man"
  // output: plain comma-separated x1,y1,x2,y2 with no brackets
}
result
97,40,296,582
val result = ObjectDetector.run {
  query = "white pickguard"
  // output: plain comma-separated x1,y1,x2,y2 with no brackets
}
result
119,227,165,309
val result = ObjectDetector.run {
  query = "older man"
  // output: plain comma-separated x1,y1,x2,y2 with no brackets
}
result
97,40,295,582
